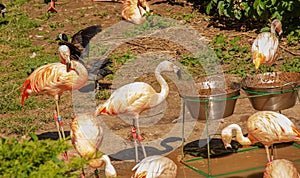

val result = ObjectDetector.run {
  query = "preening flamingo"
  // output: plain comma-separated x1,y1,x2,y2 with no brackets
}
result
264,159,300,178
91,0,150,24
121,0,150,24
47,0,57,13
70,114,117,178
252,19,282,73
221,111,300,162
21,45,88,140
131,155,177,178
94,60,181,162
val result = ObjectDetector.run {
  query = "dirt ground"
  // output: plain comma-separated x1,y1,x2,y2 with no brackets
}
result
5,0,300,177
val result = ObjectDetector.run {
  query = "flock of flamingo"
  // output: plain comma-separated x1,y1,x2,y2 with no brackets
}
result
11,0,299,177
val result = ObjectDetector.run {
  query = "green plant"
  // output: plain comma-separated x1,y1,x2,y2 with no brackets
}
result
111,50,136,68
0,134,83,177
211,34,252,77
281,58,300,72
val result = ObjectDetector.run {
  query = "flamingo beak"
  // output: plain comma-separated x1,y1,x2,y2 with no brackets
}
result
225,143,232,149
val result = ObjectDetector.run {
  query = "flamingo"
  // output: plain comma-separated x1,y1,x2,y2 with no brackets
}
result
131,155,177,178
91,0,150,24
121,0,150,24
221,111,300,162
21,45,88,140
70,114,117,178
263,159,300,178
47,0,57,13
0,3,6,18
94,60,181,162
252,19,282,73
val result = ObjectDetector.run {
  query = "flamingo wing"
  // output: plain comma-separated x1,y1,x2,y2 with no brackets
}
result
21,62,86,105
122,0,148,24
132,155,177,178
247,111,300,146
70,114,103,159
252,32,279,68
96,82,156,115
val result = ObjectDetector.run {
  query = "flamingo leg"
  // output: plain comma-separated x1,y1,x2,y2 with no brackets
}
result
270,145,274,161
135,117,147,159
265,145,271,162
132,123,139,162
55,98,66,140
54,100,62,140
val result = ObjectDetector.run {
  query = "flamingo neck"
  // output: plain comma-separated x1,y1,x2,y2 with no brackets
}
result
154,69,169,104
100,155,117,177
70,61,88,88
227,124,252,146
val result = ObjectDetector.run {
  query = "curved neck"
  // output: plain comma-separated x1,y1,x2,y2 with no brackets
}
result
154,68,169,104
100,155,117,177
70,61,88,89
227,124,252,146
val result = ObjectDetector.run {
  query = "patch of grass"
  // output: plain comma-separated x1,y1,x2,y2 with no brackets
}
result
211,34,252,77
111,50,136,70
281,58,300,72
95,90,111,100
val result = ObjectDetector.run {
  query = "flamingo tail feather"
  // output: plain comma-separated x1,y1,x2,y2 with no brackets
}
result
21,79,31,106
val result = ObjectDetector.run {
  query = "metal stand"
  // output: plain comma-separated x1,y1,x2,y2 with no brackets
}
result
179,86,300,177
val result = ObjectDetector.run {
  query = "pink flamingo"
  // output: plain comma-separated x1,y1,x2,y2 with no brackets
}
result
70,114,117,178
94,60,181,162
131,155,177,178
264,159,299,178
221,111,300,162
21,45,88,140
252,19,282,73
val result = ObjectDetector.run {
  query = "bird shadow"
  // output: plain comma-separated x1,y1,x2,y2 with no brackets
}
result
109,137,182,161
35,131,71,140
79,83,111,93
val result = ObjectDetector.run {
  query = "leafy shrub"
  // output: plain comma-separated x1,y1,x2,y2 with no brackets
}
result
0,134,83,177
205,0,300,22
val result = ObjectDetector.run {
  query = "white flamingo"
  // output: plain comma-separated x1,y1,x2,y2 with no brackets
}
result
131,155,177,178
252,19,282,73
264,159,300,178
94,60,181,162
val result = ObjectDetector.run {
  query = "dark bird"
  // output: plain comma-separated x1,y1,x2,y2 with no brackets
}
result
183,138,242,158
86,58,113,90
0,3,6,18
56,25,102,61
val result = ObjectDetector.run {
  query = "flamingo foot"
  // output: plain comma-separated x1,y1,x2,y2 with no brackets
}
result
47,1,57,13
81,173,85,178
62,151,69,161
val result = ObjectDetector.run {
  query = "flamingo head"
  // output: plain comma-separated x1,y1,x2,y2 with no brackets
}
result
58,45,71,72
157,60,182,79
221,127,233,149
271,19,283,37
